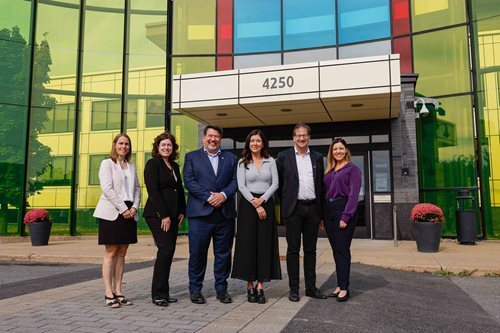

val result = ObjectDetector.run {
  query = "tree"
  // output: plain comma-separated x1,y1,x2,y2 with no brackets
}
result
0,26,54,234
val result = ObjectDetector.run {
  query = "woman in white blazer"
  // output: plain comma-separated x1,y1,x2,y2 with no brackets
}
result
93,133,140,308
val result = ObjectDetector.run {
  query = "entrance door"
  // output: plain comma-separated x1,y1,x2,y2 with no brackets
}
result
350,153,371,238
267,145,372,238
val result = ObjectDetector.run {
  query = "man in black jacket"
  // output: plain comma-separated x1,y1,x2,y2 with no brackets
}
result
277,123,327,302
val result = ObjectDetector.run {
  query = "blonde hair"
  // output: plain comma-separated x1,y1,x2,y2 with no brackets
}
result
110,133,132,163
325,137,351,174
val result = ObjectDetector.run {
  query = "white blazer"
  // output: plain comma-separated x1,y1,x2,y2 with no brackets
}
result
93,158,141,221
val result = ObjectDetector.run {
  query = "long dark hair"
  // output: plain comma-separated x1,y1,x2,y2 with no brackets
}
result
151,131,179,162
240,129,270,169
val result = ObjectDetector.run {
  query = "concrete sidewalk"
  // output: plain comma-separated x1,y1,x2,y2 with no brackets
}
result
0,236,499,332
1,236,499,276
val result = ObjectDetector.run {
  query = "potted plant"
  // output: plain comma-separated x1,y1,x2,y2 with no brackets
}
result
410,203,444,253
24,209,52,246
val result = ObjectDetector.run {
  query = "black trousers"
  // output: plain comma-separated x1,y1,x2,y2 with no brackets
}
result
284,201,320,292
324,198,357,290
145,217,179,300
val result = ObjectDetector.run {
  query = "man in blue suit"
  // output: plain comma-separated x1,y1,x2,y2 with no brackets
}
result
183,124,238,304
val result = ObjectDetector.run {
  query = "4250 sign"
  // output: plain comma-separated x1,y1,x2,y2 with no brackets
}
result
262,76,294,89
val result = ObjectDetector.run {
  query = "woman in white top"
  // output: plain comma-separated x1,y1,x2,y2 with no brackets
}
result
93,133,140,308
232,129,281,304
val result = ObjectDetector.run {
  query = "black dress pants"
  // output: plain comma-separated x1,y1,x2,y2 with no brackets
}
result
284,201,320,292
324,198,357,290
146,217,179,300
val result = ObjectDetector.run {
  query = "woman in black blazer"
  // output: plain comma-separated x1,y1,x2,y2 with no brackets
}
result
143,131,186,307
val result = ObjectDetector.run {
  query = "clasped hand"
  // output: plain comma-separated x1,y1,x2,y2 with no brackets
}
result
122,207,137,219
208,192,226,208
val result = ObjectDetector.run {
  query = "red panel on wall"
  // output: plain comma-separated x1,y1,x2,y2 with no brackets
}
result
217,0,233,55
392,0,410,36
217,56,233,71
393,37,412,74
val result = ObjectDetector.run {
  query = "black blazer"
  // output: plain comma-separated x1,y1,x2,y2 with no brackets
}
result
276,147,324,219
143,157,186,220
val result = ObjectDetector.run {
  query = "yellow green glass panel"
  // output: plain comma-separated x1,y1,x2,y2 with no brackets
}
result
413,26,470,97
411,0,466,32
173,0,216,55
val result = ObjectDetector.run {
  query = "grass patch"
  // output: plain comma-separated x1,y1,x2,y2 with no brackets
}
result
457,269,478,277
432,269,456,276
484,272,500,277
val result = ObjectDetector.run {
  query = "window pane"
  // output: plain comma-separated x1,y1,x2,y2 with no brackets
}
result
283,0,336,50
217,56,233,71
473,0,500,238
173,0,215,54
217,0,233,54
107,100,121,130
234,0,281,53
393,37,412,74
339,40,391,59
413,27,470,97
392,0,410,36
234,53,281,69
91,101,108,131
338,0,391,44
284,48,337,64
372,150,391,192
418,95,476,190
89,155,107,185
126,0,167,139
411,0,466,32
146,99,165,128
173,57,215,75
0,0,33,235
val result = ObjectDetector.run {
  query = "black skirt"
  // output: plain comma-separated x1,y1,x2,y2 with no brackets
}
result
98,201,137,245
232,195,282,282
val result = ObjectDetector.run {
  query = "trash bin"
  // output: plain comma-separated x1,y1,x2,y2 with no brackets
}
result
456,189,477,245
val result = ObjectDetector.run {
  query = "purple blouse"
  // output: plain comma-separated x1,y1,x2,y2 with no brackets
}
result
323,162,362,223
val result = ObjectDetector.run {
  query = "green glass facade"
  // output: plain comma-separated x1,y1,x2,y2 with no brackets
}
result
0,0,499,239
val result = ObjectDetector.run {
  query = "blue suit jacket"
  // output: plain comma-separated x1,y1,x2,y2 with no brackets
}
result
183,148,238,219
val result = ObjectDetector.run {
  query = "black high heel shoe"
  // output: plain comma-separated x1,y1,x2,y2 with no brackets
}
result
247,288,257,303
337,290,350,302
256,289,266,304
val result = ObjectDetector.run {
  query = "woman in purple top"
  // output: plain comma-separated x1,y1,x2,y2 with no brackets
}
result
322,138,362,302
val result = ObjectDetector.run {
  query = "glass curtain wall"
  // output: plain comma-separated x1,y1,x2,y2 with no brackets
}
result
26,0,80,235
472,0,500,238
411,2,478,236
0,0,33,235
2,1,500,237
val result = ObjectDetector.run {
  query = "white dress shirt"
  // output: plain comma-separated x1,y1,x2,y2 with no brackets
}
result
294,147,316,200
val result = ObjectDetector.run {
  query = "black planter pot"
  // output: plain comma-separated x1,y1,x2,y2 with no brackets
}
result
27,222,52,246
412,221,442,253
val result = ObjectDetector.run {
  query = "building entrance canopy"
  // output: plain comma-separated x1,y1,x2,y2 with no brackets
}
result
173,55,401,128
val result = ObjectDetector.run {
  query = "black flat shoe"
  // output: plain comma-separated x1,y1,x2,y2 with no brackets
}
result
152,299,169,307
247,288,257,303
288,290,300,302
327,290,340,298
166,296,178,303
256,289,266,304
216,290,232,304
190,291,206,304
337,290,350,302
305,287,327,299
